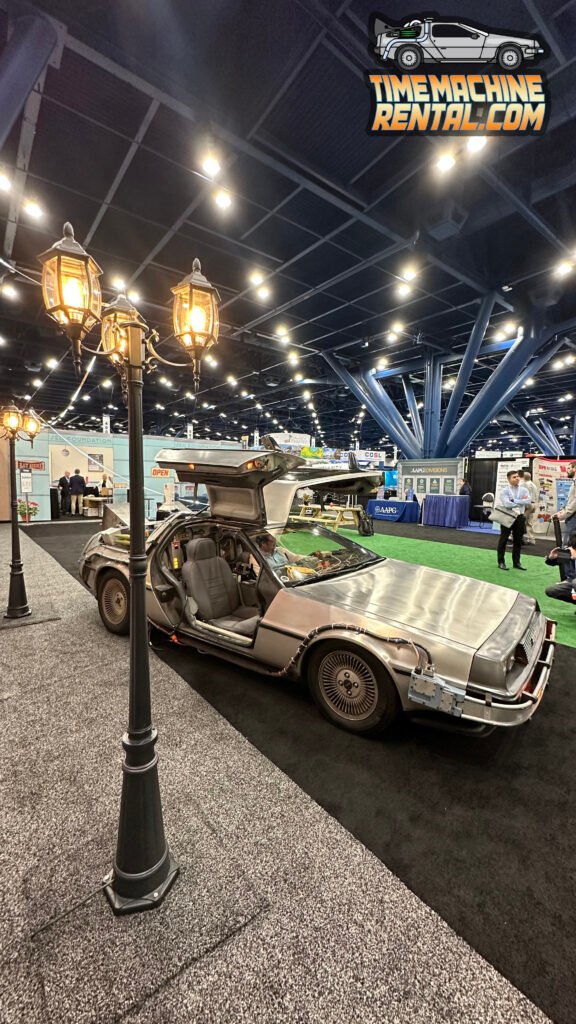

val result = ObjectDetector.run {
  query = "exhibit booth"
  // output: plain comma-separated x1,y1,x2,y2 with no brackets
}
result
8,428,239,523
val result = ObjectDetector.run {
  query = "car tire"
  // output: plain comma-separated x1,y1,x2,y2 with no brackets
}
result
497,44,522,70
97,571,130,635
306,641,401,736
395,45,422,71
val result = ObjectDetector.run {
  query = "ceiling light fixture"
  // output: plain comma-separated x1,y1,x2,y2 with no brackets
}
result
23,199,44,219
1,282,18,299
397,283,412,298
436,153,456,172
214,189,232,210
467,137,488,153
201,154,221,178
0,172,11,191
256,285,270,300
554,261,573,278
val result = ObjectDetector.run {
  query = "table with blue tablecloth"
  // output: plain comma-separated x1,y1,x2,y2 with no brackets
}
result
367,499,420,523
422,494,469,528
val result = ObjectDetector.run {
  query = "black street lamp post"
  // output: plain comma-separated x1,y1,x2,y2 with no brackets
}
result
1,407,41,619
38,225,220,914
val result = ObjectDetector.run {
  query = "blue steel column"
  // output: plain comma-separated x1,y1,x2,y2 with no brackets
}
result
0,13,57,149
505,407,559,456
323,355,420,458
359,368,422,457
401,377,423,447
571,415,576,457
423,355,442,457
538,418,564,456
436,292,496,456
443,322,547,457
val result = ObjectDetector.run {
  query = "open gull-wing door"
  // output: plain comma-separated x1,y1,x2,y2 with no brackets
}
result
264,471,381,524
155,448,304,525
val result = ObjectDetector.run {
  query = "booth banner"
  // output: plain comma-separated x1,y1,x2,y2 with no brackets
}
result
398,459,463,503
533,457,575,534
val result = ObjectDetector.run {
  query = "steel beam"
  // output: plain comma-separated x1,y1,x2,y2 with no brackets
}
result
359,368,421,457
0,10,57,150
3,66,46,260
84,99,159,246
402,377,423,447
446,332,569,456
423,355,442,457
506,407,559,455
523,0,566,66
435,292,496,456
571,415,576,457
323,355,420,457
538,418,565,455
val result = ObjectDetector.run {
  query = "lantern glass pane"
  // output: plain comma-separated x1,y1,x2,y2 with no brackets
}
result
3,409,22,432
58,254,90,324
102,310,130,361
87,257,102,322
41,257,66,325
23,414,40,436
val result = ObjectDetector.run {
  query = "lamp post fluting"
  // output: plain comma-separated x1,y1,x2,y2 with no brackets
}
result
38,225,220,915
1,407,41,619
100,293,179,912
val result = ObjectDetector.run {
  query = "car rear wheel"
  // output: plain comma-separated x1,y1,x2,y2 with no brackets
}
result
307,642,401,736
395,44,422,70
497,44,522,70
98,571,130,635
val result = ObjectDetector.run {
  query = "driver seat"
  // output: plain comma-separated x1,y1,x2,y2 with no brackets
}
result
182,538,260,637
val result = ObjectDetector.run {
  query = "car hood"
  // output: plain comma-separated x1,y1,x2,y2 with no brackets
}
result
298,558,521,649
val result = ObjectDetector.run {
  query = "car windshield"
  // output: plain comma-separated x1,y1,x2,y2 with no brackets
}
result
250,523,382,586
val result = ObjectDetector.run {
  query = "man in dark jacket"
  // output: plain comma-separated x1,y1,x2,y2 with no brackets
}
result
58,470,71,514
69,468,86,516
544,530,576,607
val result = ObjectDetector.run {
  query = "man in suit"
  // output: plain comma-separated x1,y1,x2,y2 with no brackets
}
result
58,470,71,514
544,530,576,607
69,468,86,516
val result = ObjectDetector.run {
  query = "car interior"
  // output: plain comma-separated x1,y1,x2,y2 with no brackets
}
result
149,519,277,645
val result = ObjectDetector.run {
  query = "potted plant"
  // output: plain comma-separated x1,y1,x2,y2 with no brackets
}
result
17,499,39,523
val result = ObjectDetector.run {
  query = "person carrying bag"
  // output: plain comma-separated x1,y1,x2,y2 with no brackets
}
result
495,470,531,571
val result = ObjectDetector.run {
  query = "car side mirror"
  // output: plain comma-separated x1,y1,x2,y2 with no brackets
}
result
470,33,479,38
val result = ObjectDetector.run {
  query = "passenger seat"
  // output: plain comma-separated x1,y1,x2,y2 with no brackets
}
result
182,537,260,637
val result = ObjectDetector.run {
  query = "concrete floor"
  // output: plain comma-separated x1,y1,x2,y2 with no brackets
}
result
0,524,551,1024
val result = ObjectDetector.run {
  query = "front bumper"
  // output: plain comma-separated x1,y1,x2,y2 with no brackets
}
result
409,619,556,727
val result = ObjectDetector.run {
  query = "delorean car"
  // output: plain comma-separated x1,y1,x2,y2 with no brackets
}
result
373,16,545,71
79,449,556,737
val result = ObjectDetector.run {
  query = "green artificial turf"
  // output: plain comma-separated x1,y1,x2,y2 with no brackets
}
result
339,530,576,649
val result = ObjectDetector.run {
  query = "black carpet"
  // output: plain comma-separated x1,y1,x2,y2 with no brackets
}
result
28,522,575,1024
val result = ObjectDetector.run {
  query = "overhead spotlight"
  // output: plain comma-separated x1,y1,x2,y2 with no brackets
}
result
227,374,237,385
249,270,264,286
467,137,488,154
201,153,221,178
401,265,417,282
387,331,398,342
303,390,311,401
436,153,456,172
23,199,44,219
127,290,140,303
45,357,58,369
503,321,517,333
32,378,43,388
275,325,289,342
214,189,232,210
0,335,6,347
112,277,126,291
397,283,412,298
256,285,270,300
552,359,564,370
565,354,576,365
391,320,404,332
376,358,388,369
293,372,303,382
494,331,505,341
288,351,299,365
1,282,18,299
101,379,113,388
0,173,11,192
554,261,573,278
82,394,91,401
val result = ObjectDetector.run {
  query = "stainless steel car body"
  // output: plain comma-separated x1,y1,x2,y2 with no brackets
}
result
374,18,544,65
79,448,556,732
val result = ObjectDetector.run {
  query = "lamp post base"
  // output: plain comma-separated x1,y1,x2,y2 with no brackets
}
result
5,561,31,618
103,850,179,915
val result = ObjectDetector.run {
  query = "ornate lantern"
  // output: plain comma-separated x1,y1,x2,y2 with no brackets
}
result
22,412,41,440
1,406,23,435
101,292,147,365
38,223,102,364
171,259,220,389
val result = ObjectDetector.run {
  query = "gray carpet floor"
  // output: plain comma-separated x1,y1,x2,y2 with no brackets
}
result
0,524,552,1024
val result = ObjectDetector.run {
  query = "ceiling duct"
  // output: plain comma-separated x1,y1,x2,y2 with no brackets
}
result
425,200,469,241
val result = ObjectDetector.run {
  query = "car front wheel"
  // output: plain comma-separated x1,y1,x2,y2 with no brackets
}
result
307,642,401,736
98,571,130,635
394,44,422,70
497,44,522,70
